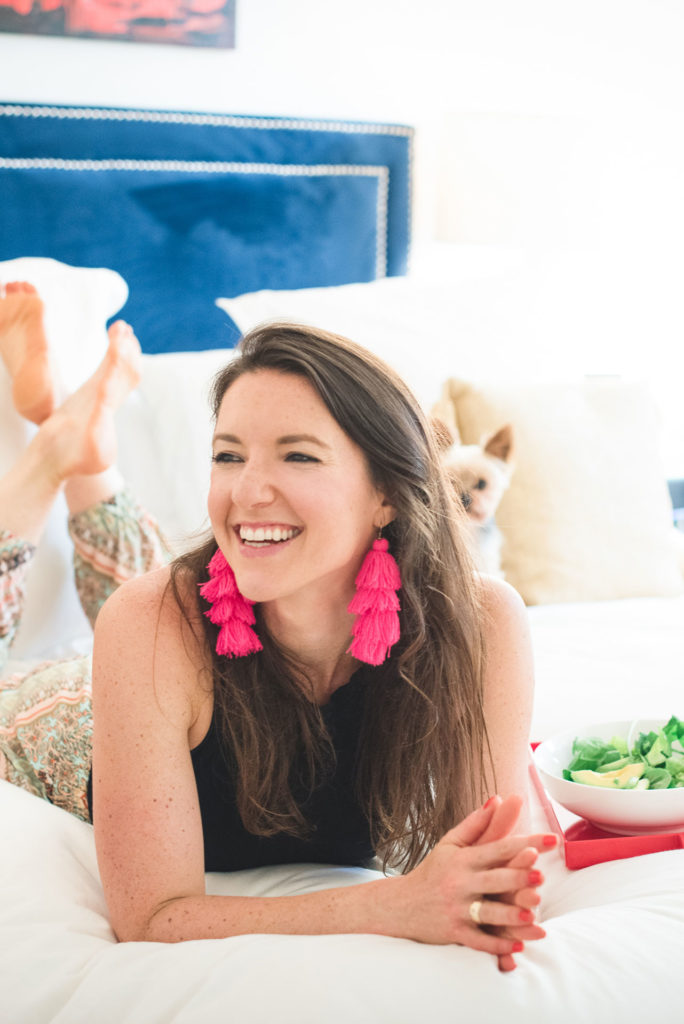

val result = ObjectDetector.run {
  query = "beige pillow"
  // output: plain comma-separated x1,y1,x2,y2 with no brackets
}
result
437,377,683,604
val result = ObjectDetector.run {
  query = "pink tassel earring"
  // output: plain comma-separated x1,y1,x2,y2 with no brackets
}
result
347,534,401,666
199,548,262,658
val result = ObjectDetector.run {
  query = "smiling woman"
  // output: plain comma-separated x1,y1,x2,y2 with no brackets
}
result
207,369,391,615
107,320,549,963
1,303,553,971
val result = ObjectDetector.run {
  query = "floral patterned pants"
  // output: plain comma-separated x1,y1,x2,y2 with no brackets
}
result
0,490,172,820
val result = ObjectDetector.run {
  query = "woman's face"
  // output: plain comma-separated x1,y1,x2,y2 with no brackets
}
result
208,369,392,606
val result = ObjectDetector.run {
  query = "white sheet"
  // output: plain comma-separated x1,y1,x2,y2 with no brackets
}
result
2,774,683,1022
2,595,683,1020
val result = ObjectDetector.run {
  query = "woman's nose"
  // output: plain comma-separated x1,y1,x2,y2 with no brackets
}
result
231,461,275,507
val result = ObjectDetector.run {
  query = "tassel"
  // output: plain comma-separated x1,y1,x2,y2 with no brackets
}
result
199,548,262,658
347,537,401,666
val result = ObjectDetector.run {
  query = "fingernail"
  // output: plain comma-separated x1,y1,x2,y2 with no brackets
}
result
543,834,558,847
528,870,543,886
512,941,524,953
519,909,533,923
483,795,498,810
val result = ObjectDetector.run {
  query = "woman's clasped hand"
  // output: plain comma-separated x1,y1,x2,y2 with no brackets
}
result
389,793,557,971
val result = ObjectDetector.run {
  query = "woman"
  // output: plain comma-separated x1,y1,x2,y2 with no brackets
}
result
1,285,554,972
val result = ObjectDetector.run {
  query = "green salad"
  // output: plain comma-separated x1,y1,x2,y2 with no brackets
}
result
563,715,684,790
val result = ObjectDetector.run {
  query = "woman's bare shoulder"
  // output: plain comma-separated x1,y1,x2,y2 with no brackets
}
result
474,573,527,630
93,563,211,711
96,563,203,634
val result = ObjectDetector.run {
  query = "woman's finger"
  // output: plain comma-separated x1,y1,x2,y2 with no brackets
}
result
440,796,501,848
485,920,547,942
465,833,556,868
498,953,517,972
499,923,547,942
458,927,526,958
476,793,523,846
475,865,545,896
506,846,540,870
508,886,543,910
469,898,545,934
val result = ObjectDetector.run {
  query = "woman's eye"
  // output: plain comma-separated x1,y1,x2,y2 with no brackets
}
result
285,452,319,463
212,452,241,463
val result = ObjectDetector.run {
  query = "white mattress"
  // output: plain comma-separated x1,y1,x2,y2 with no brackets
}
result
1,777,683,1022
1,594,683,1021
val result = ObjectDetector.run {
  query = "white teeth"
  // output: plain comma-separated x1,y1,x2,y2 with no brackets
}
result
239,525,298,543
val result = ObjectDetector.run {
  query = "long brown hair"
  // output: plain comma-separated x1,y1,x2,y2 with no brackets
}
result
171,323,489,872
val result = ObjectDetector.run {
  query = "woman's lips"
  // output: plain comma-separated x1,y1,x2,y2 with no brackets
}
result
233,524,302,558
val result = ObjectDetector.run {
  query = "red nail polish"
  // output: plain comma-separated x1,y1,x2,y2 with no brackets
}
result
519,909,533,923
483,795,497,809
543,834,558,847
512,941,524,953
528,870,543,886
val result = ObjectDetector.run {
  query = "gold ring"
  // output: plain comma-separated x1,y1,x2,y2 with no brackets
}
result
468,899,483,925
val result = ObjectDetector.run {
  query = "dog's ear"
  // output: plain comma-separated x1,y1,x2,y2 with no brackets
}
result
430,393,461,442
430,416,458,452
430,393,461,452
482,424,514,463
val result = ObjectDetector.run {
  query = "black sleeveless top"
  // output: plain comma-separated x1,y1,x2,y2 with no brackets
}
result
88,666,375,872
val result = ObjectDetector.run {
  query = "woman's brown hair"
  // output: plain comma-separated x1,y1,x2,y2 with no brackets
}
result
171,322,489,872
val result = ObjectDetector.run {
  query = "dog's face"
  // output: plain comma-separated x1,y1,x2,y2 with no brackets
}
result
433,421,514,525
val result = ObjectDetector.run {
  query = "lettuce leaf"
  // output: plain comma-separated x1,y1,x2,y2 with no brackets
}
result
564,716,684,789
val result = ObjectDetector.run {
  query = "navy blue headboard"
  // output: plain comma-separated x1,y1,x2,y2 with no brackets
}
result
0,103,413,353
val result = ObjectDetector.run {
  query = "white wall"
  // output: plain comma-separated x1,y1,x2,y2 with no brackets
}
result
2,1,682,239
2,0,683,470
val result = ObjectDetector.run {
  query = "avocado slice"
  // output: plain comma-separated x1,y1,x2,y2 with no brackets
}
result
596,756,630,773
570,763,645,788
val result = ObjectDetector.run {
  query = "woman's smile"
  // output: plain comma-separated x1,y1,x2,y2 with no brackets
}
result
234,522,303,555
208,369,392,604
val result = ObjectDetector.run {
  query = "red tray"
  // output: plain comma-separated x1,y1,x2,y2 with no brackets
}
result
529,745,684,869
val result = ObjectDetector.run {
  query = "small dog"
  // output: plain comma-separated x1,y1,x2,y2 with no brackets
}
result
432,416,514,577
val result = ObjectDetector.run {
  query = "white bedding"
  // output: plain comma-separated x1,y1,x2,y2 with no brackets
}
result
2,770,683,1022
529,595,684,740
2,595,683,1021
2,254,683,1020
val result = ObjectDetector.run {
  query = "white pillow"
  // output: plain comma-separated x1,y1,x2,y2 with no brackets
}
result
0,257,129,394
0,257,239,661
3,348,235,662
217,258,649,417
217,272,552,414
0,259,128,660
115,347,237,549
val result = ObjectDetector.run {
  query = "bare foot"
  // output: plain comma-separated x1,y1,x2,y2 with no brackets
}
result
0,281,56,424
40,320,142,480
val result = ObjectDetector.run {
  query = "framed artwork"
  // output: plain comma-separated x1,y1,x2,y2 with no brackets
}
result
0,0,236,47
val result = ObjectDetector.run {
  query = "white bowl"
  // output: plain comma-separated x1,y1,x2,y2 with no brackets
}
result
533,719,684,835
